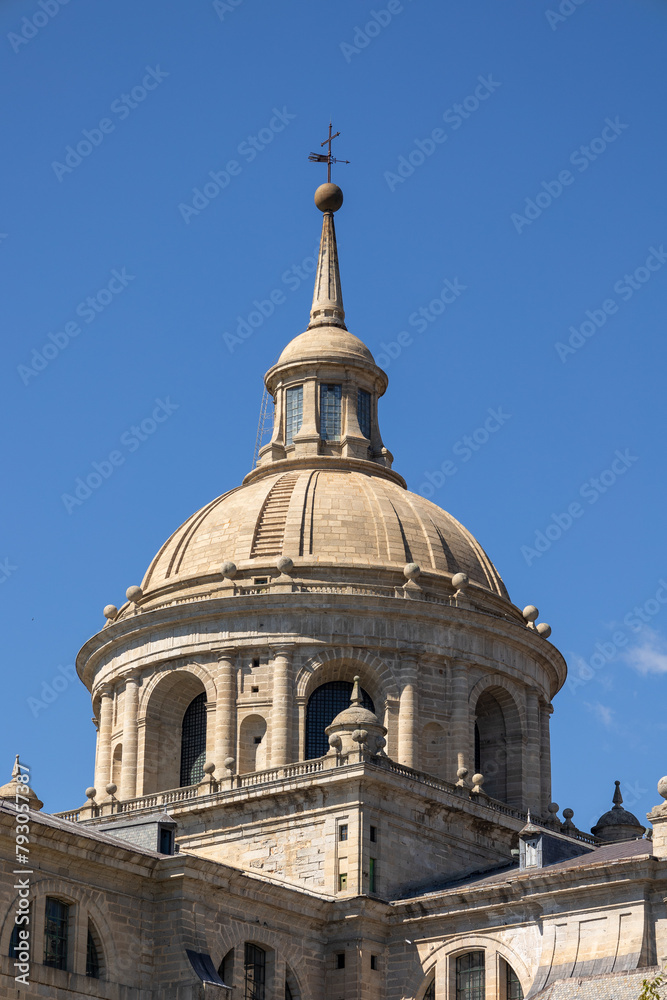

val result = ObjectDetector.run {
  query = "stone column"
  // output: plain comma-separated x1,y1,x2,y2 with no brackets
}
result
215,650,237,770
450,660,471,778
524,687,541,814
292,376,320,455
271,645,293,767
119,676,139,801
540,700,554,814
94,684,113,797
397,653,419,768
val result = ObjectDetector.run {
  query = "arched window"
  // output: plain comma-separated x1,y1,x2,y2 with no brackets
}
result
219,948,234,987
455,951,484,1000
423,977,435,1000
502,959,524,1000
180,692,207,786
112,744,122,787
239,715,268,774
244,943,266,1000
44,897,69,970
305,681,374,759
475,692,507,801
86,923,101,978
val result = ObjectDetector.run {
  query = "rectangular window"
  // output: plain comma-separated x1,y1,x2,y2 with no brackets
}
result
320,384,342,441
357,389,371,439
44,897,69,970
339,824,348,841
336,953,346,969
369,857,376,892
244,942,266,1000
338,872,347,891
285,386,303,445
456,952,485,1000
370,955,378,970
369,825,377,843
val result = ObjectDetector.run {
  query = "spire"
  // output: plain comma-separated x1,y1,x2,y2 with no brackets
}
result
308,184,346,331
350,675,362,706
612,779,623,808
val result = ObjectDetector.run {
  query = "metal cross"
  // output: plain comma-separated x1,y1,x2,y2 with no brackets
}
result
308,121,350,183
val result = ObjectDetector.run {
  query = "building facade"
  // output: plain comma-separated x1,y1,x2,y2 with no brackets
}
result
1,180,666,1000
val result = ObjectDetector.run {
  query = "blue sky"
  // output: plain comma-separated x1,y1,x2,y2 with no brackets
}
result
2,0,666,831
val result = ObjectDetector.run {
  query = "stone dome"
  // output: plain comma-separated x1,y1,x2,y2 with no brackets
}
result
276,326,376,367
591,781,645,843
140,467,508,600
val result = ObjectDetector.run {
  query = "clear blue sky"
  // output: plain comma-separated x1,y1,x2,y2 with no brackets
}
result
2,0,666,832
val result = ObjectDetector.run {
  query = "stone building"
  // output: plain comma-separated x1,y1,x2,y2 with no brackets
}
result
1,179,666,1000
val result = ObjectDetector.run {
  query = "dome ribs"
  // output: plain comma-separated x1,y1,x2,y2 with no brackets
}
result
250,472,300,559
297,472,319,557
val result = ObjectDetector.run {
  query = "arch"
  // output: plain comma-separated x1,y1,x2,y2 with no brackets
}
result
239,714,268,773
209,925,314,1000
111,744,122,787
86,918,104,979
420,721,445,777
305,680,374,759
180,692,207,786
470,680,524,807
285,963,301,1000
142,669,210,793
404,932,532,1000
297,648,397,713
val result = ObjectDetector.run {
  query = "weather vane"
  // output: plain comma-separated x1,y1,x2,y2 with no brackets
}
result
308,121,350,183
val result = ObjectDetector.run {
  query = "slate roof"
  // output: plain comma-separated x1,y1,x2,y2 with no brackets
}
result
531,967,661,999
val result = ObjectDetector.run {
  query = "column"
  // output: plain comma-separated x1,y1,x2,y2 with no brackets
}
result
292,376,320,455
93,684,113,797
540,700,554,814
271,645,293,767
215,650,237,770
397,654,418,768
450,660,471,779
119,676,139,801
524,686,541,814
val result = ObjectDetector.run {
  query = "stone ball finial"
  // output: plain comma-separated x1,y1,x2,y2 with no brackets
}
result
523,605,539,622
457,766,469,780
563,807,574,820
548,802,559,815
657,776,667,801
352,729,368,744
404,563,421,580
329,734,342,751
220,561,237,579
203,761,215,775
126,585,143,603
276,556,294,574
314,182,343,213
536,622,552,638
85,787,96,801
224,757,235,771
103,605,118,621
105,783,117,796
451,572,469,591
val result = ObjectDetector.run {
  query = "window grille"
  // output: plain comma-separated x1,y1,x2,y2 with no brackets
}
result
305,681,374,758
339,824,348,841
506,962,524,999
455,952,485,1000
357,389,371,438
424,979,436,1000
285,386,303,445
244,943,266,1000
180,692,207,786
320,384,342,441
44,898,69,970
86,927,100,978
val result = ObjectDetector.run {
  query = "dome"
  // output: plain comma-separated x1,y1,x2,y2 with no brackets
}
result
140,467,508,600
591,781,645,843
276,326,376,367
330,704,379,728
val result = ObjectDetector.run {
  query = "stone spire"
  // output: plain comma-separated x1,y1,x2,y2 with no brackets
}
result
308,183,346,331
591,780,645,843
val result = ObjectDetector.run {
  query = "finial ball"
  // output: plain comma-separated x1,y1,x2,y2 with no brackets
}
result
523,605,539,622
314,183,343,213
103,605,118,621
536,622,552,638
657,776,667,801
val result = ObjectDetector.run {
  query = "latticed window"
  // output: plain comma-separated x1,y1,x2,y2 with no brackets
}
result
285,386,303,445
244,943,266,1000
357,389,371,439
424,979,436,1000
506,961,524,999
44,897,69,970
180,692,207,786
320,383,342,441
86,926,100,978
456,952,485,1000
305,681,375,758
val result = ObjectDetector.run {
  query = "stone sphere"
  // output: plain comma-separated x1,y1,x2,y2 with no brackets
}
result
404,562,421,580
220,561,237,579
203,761,216,775
126,585,143,603
523,605,539,622
314,183,343,213
452,572,469,590
224,757,235,770
106,783,117,796
563,808,574,820
329,734,342,750
352,729,368,744
548,802,559,814
85,787,96,800
457,766,469,779
103,605,118,620
536,622,552,638
658,776,667,800
472,774,484,786
276,556,294,574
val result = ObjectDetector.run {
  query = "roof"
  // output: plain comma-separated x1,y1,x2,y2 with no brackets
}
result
530,967,661,1000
